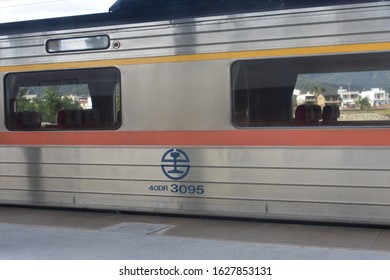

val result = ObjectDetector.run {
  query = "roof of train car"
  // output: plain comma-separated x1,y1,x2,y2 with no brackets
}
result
0,0,388,36
109,0,387,12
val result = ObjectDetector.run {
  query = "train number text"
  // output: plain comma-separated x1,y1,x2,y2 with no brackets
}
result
149,185,169,192
149,184,205,195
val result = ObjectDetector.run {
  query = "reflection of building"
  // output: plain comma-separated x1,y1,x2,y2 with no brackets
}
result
62,94,92,109
295,87,389,109
295,90,341,108
296,92,316,105
22,94,37,101
338,87,360,108
317,92,341,108
79,97,92,109
361,88,387,107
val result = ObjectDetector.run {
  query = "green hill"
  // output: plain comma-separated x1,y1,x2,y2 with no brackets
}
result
296,71,390,93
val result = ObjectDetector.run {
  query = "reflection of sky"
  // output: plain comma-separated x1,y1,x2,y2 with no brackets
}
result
49,36,110,52
0,0,116,23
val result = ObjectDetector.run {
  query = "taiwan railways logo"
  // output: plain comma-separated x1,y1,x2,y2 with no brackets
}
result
161,148,191,181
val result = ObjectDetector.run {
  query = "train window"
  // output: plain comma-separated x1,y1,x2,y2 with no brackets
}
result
5,67,121,130
232,53,390,127
46,35,110,53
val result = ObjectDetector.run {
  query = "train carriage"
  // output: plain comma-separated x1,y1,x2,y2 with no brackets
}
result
1,0,390,225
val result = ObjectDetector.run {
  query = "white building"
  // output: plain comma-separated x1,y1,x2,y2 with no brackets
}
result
337,87,360,108
296,92,316,105
293,89,301,96
361,88,387,107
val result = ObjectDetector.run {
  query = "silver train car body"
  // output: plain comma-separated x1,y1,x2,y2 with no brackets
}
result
1,1,390,225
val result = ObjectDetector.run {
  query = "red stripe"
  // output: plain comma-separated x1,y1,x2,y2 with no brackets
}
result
1,129,390,146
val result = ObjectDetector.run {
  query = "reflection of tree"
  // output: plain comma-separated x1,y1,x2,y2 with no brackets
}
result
17,86,81,124
17,87,39,112
356,97,371,110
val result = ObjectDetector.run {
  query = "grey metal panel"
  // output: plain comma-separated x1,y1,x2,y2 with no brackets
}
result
1,188,390,224
2,146,390,169
1,3,390,66
2,176,390,205
2,162,390,189
120,61,231,131
1,146,390,224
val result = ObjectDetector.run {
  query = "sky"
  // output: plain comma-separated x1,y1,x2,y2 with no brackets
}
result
0,0,117,23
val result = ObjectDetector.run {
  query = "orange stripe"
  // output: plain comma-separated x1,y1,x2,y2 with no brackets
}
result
2,42,390,73
1,130,390,147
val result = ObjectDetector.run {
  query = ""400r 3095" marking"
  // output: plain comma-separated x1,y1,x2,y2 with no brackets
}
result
149,184,205,195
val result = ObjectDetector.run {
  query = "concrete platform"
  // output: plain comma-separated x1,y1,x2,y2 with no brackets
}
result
1,206,390,260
